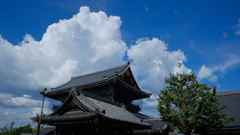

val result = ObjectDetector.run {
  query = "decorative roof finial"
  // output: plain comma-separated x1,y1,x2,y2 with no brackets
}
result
39,88,47,95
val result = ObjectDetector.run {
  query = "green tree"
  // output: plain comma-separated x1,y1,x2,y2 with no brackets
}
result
0,122,34,135
1,122,15,135
157,71,234,135
32,124,41,133
14,123,33,134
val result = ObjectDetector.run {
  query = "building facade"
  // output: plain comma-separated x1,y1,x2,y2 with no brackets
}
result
32,63,171,135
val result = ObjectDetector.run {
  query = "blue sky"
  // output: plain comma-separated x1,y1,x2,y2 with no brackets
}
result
0,0,240,127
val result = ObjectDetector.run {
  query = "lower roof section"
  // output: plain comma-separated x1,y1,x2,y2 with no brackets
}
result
33,88,151,130
217,90,240,127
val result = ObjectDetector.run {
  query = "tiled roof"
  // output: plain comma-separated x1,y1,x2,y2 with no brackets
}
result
144,119,167,132
132,112,152,119
134,119,168,133
217,90,240,127
87,93,148,126
52,63,130,91
38,88,151,127
217,90,240,96
42,112,97,121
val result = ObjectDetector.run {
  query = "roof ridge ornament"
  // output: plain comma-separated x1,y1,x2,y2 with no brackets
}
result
39,88,47,95
70,86,79,96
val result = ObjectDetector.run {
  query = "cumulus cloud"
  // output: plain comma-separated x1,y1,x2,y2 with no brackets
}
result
0,109,30,127
0,6,127,126
0,93,48,108
126,38,193,117
127,38,191,94
30,107,52,117
143,95,158,108
0,106,51,127
140,94,159,117
0,6,197,125
198,65,213,79
0,93,52,126
0,6,127,91
197,65,218,82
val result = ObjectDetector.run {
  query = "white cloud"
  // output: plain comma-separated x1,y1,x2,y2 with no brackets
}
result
0,93,52,127
143,94,159,108
30,107,52,117
23,94,31,98
0,106,51,127
208,75,218,82
127,38,192,118
197,53,240,83
0,93,47,108
0,6,127,90
0,109,29,127
200,54,240,82
198,65,213,79
141,94,159,118
0,6,128,126
0,6,211,123
197,65,218,82
216,54,240,72
127,38,191,94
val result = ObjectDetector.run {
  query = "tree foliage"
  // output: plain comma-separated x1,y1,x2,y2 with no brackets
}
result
0,122,37,135
157,72,234,135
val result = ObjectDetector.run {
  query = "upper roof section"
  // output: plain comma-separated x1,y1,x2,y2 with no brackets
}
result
52,62,131,91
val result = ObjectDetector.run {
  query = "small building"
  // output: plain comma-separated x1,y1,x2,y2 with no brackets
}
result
208,90,240,135
32,63,171,135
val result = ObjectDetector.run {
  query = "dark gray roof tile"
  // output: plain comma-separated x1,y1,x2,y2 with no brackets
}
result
42,112,97,121
40,88,150,127
53,63,130,90
134,119,168,133
87,95,149,126
217,90,240,127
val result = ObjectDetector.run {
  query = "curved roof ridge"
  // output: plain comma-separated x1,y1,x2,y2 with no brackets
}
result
50,88,75,115
72,62,130,79
79,89,122,107
49,87,96,115
217,90,240,96
52,62,130,90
